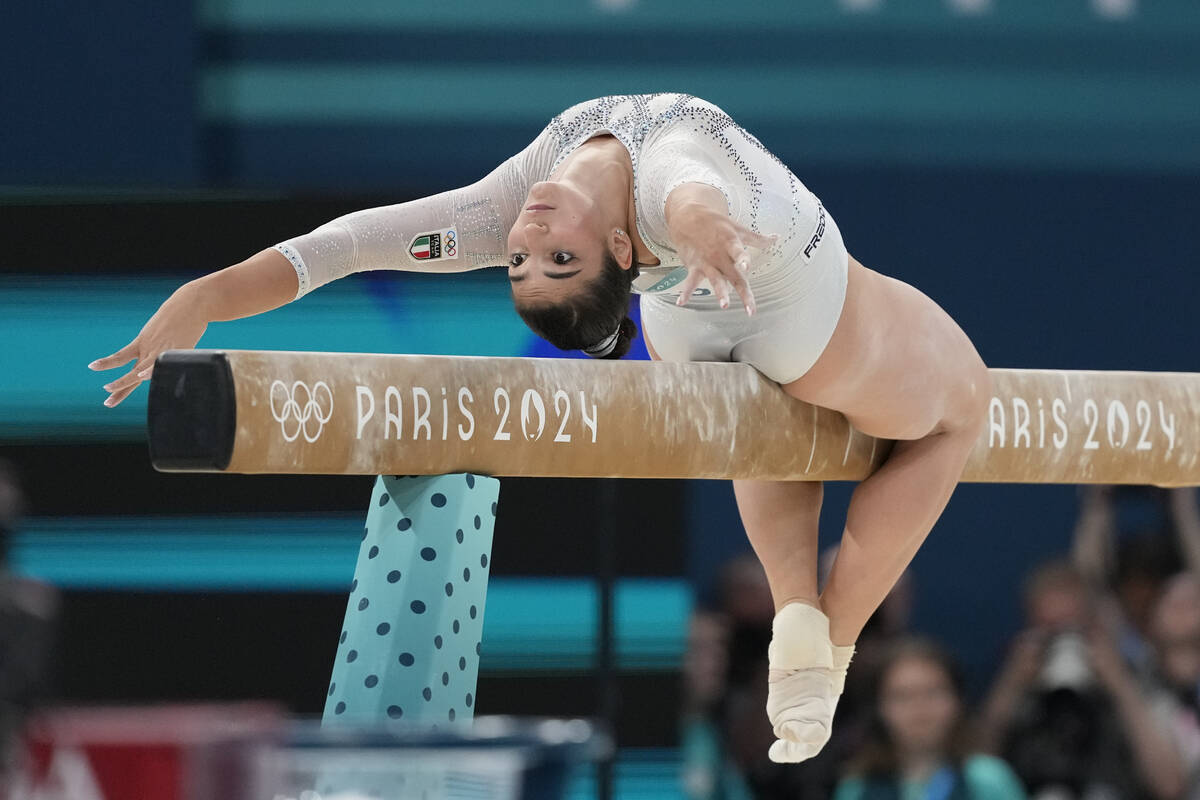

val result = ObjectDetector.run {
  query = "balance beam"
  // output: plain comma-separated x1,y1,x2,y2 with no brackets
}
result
146,350,1200,486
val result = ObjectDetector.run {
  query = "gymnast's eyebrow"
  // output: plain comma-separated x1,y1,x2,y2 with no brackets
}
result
508,269,581,282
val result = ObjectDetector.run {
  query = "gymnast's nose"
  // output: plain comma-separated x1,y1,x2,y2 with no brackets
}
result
524,221,549,239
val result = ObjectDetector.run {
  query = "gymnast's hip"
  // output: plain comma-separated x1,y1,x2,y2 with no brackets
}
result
639,206,849,385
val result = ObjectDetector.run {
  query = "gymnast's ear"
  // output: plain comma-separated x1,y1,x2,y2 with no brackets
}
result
609,228,635,271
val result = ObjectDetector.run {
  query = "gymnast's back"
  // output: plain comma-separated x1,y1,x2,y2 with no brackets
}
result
274,93,825,299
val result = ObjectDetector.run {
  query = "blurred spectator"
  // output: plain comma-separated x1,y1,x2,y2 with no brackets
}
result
684,612,731,722
1148,572,1200,799
835,636,1026,800
0,460,60,785
976,559,1183,800
1072,486,1200,677
680,610,754,800
707,556,782,798
679,554,780,799
718,554,776,693
1168,489,1200,576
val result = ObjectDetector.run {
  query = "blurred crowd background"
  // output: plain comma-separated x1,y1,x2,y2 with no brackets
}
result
682,486,1200,800
3,0,1200,798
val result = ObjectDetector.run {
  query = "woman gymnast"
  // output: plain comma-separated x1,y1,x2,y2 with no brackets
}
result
91,93,990,763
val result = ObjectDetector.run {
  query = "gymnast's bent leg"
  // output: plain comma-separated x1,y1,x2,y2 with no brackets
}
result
795,258,990,645
750,257,990,762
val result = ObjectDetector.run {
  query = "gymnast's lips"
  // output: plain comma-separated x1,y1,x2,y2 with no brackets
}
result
524,204,554,211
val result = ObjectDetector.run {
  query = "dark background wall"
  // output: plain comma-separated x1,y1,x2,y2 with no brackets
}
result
2,2,198,185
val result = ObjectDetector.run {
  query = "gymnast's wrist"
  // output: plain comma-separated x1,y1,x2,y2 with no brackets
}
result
173,279,220,325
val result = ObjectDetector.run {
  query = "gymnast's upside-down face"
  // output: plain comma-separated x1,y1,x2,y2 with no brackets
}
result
506,180,614,306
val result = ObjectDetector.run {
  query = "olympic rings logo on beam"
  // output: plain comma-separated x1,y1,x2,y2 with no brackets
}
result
269,380,334,443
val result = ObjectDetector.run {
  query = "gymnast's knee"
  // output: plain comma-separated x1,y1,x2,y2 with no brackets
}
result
940,358,991,438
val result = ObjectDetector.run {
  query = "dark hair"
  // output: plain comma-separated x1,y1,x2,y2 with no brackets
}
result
849,636,974,779
515,247,639,359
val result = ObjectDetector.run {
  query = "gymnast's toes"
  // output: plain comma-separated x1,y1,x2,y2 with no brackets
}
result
766,667,837,762
769,733,829,764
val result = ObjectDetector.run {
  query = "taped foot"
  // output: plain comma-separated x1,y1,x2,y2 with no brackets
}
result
765,603,855,763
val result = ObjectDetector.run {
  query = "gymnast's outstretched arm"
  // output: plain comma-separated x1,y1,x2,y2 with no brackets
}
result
272,150,540,298
89,139,551,407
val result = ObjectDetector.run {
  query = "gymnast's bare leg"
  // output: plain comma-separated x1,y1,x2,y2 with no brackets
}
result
787,255,989,641
719,255,990,761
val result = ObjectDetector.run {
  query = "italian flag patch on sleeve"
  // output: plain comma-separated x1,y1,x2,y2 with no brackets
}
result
408,227,458,262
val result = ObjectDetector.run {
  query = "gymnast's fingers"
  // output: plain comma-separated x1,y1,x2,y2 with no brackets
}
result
715,241,756,313
105,383,140,409
708,268,732,310
691,260,734,309
89,340,138,371
102,359,151,399
724,263,756,316
675,267,706,307
725,239,752,269
736,223,778,250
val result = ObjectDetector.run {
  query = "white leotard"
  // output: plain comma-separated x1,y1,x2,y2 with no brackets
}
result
276,93,848,383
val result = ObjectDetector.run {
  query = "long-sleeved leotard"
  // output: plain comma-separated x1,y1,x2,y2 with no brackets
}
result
275,93,848,383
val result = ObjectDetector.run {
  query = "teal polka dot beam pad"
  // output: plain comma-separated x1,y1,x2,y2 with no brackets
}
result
323,473,498,728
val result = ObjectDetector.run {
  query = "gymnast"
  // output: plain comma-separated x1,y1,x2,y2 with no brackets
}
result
91,93,990,763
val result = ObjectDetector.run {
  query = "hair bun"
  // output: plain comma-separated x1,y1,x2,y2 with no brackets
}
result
600,316,638,360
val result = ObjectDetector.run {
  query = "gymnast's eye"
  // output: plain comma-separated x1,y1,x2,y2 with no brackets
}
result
552,251,575,265
509,253,526,267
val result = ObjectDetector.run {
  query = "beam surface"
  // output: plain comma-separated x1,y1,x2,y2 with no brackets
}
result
147,350,1200,486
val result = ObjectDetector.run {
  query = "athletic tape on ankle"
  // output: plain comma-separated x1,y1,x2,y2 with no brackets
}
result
768,603,834,670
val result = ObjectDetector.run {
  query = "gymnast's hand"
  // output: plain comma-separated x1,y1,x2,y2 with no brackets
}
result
89,284,209,408
664,182,776,314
